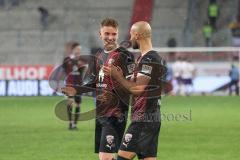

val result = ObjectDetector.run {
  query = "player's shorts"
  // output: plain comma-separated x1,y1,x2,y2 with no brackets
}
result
95,117,127,153
119,121,161,159
73,95,82,104
67,95,82,104
176,77,183,84
182,78,193,85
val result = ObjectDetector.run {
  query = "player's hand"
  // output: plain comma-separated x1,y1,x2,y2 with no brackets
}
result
97,91,118,107
103,64,123,79
61,87,77,96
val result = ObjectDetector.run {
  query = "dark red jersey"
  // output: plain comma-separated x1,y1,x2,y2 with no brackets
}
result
94,47,135,117
131,50,167,122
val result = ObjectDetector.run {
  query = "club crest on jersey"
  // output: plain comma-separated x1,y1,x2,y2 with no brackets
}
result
141,64,152,74
106,135,114,145
108,58,115,65
106,135,115,150
124,133,132,143
123,133,132,148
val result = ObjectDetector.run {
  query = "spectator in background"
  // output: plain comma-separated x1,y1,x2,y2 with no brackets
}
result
172,57,184,95
203,21,213,47
0,0,5,7
10,0,19,6
164,65,174,95
208,0,219,31
38,6,49,30
166,36,177,61
0,0,19,8
229,15,240,47
181,59,196,96
229,64,239,96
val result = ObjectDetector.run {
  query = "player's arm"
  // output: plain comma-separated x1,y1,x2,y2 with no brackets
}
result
61,86,77,96
103,64,150,96
61,85,95,96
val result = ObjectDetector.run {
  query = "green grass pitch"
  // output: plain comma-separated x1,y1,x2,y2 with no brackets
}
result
0,96,239,160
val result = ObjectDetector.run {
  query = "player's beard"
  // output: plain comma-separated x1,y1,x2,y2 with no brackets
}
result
131,39,139,49
104,42,117,51
104,38,117,51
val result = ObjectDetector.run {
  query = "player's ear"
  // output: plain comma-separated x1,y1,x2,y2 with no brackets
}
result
134,33,139,40
138,33,144,39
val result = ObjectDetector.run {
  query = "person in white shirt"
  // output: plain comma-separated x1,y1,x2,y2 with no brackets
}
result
172,57,184,95
181,59,196,96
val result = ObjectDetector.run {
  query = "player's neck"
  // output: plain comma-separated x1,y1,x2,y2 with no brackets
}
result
139,39,152,56
104,45,118,53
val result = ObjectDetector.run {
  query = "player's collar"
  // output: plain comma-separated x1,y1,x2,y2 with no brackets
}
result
141,49,153,56
103,45,119,53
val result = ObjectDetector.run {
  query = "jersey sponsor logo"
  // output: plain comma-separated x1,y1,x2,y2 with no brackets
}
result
127,64,135,74
97,67,107,88
141,64,152,75
96,83,107,88
98,67,105,83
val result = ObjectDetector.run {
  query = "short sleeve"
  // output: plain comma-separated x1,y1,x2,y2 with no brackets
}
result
138,54,155,78
138,53,167,81
117,47,136,77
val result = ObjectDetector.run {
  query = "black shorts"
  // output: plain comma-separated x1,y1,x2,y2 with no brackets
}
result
68,95,82,104
95,117,127,153
119,122,161,158
74,95,82,104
